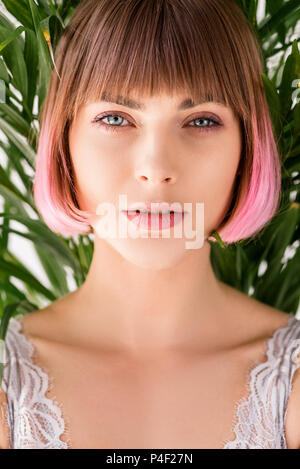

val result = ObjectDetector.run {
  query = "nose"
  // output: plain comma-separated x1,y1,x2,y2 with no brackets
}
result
135,160,176,185
134,136,177,185
135,168,176,185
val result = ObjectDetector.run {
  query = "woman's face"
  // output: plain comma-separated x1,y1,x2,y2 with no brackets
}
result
69,91,242,270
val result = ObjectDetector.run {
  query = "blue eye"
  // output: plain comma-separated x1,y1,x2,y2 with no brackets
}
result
187,116,221,133
93,113,131,133
92,113,222,133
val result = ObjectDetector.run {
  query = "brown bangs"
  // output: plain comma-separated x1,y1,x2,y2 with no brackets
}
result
35,0,279,242
51,0,262,126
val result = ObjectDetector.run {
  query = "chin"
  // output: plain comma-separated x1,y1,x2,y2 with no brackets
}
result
108,237,188,271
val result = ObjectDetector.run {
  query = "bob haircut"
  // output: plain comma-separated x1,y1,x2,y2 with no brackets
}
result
33,0,281,245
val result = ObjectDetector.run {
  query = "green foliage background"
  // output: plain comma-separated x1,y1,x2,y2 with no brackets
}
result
0,0,299,369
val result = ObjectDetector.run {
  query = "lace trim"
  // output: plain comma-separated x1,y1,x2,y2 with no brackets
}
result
6,315,73,449
282,325,300,448
0,381,11,449
222,314,297,449
3,313,299,449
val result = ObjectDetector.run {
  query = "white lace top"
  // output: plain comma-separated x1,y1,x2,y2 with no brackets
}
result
1,313,300,449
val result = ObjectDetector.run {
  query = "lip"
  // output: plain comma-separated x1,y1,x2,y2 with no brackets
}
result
122,202,186,213
122,210,185,231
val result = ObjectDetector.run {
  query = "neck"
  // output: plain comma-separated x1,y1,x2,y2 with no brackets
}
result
67,237,229,356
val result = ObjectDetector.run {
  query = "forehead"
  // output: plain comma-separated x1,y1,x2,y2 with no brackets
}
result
80,87,233,119
75,89,238,126
97,90,230,111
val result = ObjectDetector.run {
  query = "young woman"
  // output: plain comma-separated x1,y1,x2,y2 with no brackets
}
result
1,0,300,449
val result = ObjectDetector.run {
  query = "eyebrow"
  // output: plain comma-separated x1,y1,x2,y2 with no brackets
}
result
100,92,227,111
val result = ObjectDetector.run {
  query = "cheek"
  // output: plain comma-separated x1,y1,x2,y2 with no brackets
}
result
194,130,241,226
68,126,125,211
194,134,240,190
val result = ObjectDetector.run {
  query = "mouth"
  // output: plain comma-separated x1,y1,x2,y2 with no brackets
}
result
121,209,185,231
124,209,179,214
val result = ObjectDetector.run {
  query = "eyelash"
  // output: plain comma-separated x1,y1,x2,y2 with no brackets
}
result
92,112,222,134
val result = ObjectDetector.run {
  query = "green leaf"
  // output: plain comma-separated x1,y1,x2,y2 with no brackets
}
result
24,29,39,114
273,248,300,309
0,117,35,167
261,72,282,139
285,154,300,173
279,40,300,116
58,0,81,23
266,0,285,16
258,0,300,42
37,0,54,17
0,301,23,388
0,300,30,385
0,26,25,52
0,283,27,306
0,302,20,340
0,10,18,31
0,256,56,300
0,213,83,275
34,243,69,297
0,185,30,219
0,57,9,83
0,141,34,201
49,14,63,53
27,0,52,108
0,164,33,207
294,102,300,137
0,200,10,255
209,230,226,248
1,0,34,29
248,0,258,27
268,204,299,264
0,26,28,101
210,243,239,286
0,103,31,136
235,243,250,291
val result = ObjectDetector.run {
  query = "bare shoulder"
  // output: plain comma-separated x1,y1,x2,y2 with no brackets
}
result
284,364,300,449
21,281,294,346
14,282,300,448
219,280,293,341
0,386,10,449
17,290,78,344
220,282,300,449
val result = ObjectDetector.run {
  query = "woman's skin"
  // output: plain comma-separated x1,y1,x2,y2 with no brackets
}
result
61,92,245,355
16,92,300,448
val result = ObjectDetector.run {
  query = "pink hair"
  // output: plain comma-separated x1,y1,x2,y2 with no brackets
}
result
208,103,281,244
33,0,282,244
34,116,93,237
